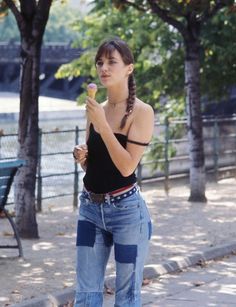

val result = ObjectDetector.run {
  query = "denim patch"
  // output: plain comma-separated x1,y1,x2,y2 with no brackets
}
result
76,220,96,247
101,229,113,247
115,243,137,264
148,221,152,240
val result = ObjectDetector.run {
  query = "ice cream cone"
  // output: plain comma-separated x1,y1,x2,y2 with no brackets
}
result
87,83,97,99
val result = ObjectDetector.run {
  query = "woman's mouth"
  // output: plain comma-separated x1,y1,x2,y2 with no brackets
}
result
101,75,110,79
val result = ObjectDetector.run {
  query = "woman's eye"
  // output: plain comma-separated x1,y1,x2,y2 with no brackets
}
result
109,60,117,64
96,61,103,67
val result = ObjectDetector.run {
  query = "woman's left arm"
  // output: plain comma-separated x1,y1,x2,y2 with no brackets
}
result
87,97,154,177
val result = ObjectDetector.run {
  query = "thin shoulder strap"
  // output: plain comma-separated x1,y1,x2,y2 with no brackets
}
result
127,139,149,146
126,122,150,146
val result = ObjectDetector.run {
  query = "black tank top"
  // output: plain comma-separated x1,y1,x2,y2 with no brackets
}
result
83,124,136,193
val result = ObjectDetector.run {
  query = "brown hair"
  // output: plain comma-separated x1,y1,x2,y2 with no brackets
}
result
95,38,136,129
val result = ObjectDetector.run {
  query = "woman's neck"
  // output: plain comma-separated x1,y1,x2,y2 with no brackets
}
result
107,86,129,106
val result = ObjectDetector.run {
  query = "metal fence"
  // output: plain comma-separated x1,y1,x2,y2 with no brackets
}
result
35,126,86,211
1,115,236,210
0,126,86,210
144,116,236,187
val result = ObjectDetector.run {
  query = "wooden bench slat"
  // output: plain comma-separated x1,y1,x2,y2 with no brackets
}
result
0,167,18,177
0,185,8,193
0,159,25,169
0,160,25,176
0,167,17,177
0,159,25,257
0,177,10,186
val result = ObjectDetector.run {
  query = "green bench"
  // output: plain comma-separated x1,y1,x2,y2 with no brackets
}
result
0,159,25,257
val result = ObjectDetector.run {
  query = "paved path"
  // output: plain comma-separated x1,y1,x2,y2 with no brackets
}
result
104,254,236,307
1,178,236,306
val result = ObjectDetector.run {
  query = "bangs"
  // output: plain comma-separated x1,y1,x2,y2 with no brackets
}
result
95,39,134,65
95,43,117,63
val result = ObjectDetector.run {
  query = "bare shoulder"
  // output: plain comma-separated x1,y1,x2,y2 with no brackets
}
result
133,98,154,122
126,98,154,143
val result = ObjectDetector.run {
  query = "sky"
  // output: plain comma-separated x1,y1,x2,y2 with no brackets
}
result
68,0,93,13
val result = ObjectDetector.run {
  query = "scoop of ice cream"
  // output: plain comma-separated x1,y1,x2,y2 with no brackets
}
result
87,83,97,99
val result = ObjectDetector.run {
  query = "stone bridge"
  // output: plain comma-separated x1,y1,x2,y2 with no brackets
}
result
0,42,85,100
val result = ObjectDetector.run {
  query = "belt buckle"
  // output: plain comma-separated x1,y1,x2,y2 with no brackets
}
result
89,192,105,204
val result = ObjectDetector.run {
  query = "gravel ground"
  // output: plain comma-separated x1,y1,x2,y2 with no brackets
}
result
0,178,236,306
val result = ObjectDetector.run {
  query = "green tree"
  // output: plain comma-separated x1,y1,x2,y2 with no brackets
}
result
57,4,185,112
201,9,236,100
58,0,236,202
42,2,80,43
0,2,80,42
112,1,235,202
0,6,20,41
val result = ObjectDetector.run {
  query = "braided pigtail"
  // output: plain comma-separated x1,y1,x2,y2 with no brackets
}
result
120,74,136,129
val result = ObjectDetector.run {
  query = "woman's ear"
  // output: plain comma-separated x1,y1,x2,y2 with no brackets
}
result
127,63,134,75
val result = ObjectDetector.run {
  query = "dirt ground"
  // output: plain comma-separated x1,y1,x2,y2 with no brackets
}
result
1,178,236,306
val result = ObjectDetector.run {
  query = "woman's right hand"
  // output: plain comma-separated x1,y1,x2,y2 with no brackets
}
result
73,144,88,168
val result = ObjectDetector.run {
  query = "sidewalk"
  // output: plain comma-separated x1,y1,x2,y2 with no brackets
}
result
1,178,236,306
104,254,236,306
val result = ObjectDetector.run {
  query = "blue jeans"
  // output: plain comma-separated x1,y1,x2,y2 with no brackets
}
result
74,189,152,307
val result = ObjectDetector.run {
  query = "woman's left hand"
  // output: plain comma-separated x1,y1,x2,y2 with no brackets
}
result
86,97,107,132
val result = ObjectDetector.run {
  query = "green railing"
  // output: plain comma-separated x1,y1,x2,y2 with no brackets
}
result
1,115,236,211
35,126,85,211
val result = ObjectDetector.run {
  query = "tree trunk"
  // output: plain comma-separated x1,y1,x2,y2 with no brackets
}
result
185,38,207,202
14,39,41,238
5,0,52,238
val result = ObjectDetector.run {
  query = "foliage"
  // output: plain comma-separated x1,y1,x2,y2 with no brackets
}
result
0,1,19,40
0,1,80,43
146,136,177,173
56,0,236,173
145,115,186,173
0,0,8,17
57,1,236,110
201,9,236,100
57,2,185,111
43,2,81,43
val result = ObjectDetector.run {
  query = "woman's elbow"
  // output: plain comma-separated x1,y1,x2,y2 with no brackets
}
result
120,167,135,177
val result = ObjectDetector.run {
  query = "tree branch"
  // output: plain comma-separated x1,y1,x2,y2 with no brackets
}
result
20,0,37,20
4,0,25,32
37,0,53,17
168,0,188,17
186,12,201,41
114,0,146,12
200,0,230,23
32,0,52,39
147,0,189,40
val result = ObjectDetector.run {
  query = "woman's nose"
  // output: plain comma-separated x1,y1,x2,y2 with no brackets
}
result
101,63,109,71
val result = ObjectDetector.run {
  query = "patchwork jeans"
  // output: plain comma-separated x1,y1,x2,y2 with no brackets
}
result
74,190,152,307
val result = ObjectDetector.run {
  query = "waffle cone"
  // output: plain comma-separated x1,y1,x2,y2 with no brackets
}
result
87,88,97,99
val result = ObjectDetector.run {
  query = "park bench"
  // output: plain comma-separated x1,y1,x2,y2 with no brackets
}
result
0,159,25,257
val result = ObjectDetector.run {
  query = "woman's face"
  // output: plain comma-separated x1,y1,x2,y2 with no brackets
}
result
96,50,133,87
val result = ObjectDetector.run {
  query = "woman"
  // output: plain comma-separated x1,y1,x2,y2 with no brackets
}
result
73,38,154,307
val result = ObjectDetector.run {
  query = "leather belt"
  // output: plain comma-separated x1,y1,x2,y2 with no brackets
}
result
82,184,138,204
88,192,106,203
